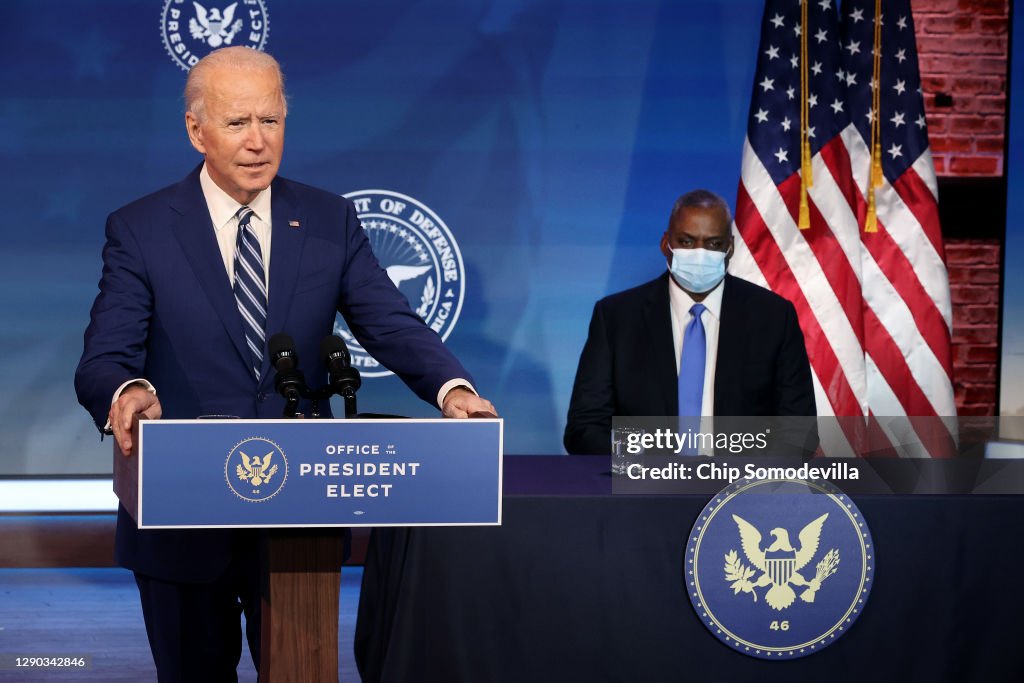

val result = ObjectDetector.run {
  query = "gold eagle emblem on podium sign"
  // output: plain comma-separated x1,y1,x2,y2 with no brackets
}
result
724,513,840,611
236,451,279,487
224,437,288,502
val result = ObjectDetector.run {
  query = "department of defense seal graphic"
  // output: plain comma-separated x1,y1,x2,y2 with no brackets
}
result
686,478,873,659
338,190,466,377
225,437,287,502
161,0,270,71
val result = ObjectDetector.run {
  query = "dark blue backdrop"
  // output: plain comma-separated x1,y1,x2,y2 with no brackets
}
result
0,0,761,472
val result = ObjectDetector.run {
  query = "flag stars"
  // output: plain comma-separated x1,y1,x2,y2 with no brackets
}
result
893,79,907,95
781,116,792,131
866,109,876,123
819,0,832,10
915,114,927,129
897,16,908,31
811,61,823,76
830,98,844,114
766,45,780,60
895,48,907,63
807,126,816,139
846,40,861,56
791,54,799,69
891,111,906,127
771,13,785,29
755,108,769,123
774,147,789,164
787,85,796,100
846,72,858,86
760,76,775,92
793,24,802,37
815,28,828,44
836,68,846,82
808,93,818,108
850,7,864,23
888,143,903,159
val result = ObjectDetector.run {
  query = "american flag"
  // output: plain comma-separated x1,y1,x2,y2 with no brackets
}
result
730,0,955,455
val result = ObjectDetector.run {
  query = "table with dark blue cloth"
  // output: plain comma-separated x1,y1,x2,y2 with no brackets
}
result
354,456,1023,683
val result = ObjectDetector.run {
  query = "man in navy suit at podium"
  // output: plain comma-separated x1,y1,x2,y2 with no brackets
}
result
74,46,495,681
564,190,815,455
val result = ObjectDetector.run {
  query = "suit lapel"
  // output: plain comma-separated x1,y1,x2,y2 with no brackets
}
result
170,168,251,370
262,177,306,384
714,275,743,415
642,274,679,415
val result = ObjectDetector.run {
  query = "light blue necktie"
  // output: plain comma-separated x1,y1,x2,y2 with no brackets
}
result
678,304,706,453
233,207,267,379
678,303,707,415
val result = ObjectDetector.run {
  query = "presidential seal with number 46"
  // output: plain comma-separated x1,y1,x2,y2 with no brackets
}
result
686,478,874,659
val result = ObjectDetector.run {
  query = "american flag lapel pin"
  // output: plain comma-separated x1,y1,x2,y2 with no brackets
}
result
288,219,301,228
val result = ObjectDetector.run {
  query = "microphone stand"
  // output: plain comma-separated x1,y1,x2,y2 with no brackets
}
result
273,372,361,419
274,370,305,419
330,365,361,419
341,388,357,420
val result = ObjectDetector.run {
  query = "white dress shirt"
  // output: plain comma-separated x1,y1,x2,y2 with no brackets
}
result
200,164,272,291
668,276,724,417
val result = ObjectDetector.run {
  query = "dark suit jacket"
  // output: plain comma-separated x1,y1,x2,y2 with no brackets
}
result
75,166,470,581
564,273,815,455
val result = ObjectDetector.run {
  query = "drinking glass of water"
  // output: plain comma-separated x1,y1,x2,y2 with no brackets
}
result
611,426,644,475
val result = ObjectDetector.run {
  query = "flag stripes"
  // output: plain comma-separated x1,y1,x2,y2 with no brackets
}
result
732,0,955,455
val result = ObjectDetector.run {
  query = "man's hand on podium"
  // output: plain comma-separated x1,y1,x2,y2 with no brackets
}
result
442,386,498,419
110,384,163,455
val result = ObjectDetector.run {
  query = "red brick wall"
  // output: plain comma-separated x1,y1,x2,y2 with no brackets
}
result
946,239,1000,415
914,0,1008,177
914,0,1007,415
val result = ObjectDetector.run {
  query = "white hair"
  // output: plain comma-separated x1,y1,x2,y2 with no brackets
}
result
184,47,287,121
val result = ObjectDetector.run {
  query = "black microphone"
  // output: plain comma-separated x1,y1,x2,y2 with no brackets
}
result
321,335,361,418
320,335,361,395
269,333,306,416
320,334,349,373
269,333,299,373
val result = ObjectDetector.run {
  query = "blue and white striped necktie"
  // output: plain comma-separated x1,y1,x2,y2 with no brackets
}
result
233,206,267,379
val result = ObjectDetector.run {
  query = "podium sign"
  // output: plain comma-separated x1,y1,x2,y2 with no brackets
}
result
119,418,502,529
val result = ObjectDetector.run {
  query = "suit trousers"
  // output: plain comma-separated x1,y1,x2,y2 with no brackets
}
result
134,531,262,683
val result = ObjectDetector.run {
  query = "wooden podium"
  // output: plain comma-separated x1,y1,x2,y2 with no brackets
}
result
114,418,503,682
261,531,345,682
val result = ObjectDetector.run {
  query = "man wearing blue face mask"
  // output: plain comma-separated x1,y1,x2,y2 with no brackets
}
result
564,189,815,455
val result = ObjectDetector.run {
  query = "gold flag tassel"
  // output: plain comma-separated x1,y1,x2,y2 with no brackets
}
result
798,0,812,229
865,0,884,233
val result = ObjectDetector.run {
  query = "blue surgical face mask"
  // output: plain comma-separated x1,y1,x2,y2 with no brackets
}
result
668,248,727,293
